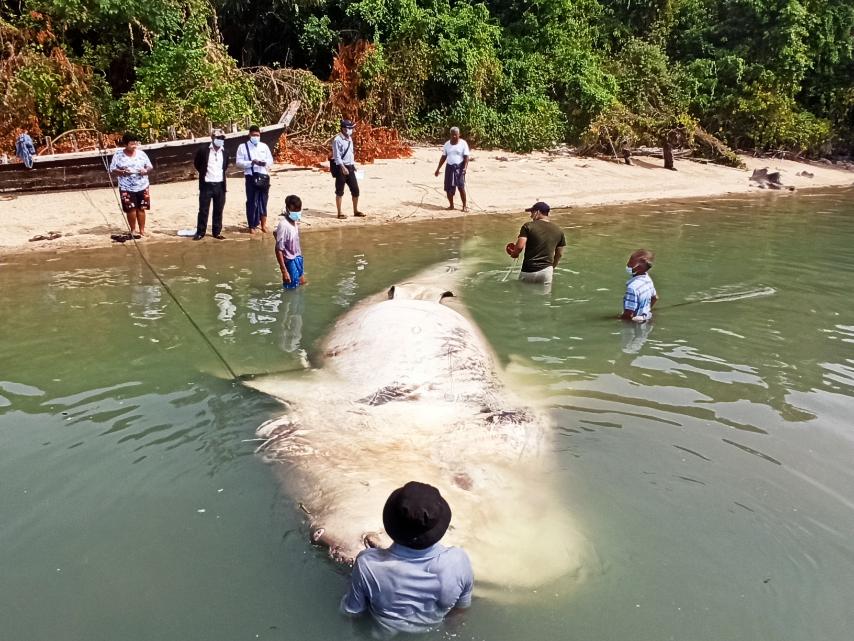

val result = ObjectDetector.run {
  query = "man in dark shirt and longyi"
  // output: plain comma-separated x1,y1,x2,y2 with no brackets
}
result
506,201,566,287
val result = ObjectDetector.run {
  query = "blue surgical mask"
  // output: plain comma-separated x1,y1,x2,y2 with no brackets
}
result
213,138,224,148
626,266,635,275
288,210,302,222
250,136,260,145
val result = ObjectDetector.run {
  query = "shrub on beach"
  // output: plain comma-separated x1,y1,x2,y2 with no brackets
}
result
437,93,563,152
715,87,833,156
0,13,110,147
117,36,258,140
494,94,565,153
580,105,745,168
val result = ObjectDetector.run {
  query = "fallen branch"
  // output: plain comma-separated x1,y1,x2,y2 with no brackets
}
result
631,146,692,159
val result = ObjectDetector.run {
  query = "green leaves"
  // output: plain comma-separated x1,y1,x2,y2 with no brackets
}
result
2,0,852,153
299,15,335,58
118,37,258,138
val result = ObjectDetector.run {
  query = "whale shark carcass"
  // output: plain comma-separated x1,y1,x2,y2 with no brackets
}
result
247,262,591,591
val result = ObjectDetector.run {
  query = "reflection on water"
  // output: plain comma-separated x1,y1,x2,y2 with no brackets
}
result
620,320,653,354
130,284,166,320
684,283,777,303
1,190,854,640
50,266,130,289
278,290,306,356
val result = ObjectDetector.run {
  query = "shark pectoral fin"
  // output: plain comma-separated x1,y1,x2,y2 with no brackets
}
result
503,354,553,395
505,353,541,376
241,369,331,406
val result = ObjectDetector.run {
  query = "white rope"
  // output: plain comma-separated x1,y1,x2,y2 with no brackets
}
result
501,256,519,282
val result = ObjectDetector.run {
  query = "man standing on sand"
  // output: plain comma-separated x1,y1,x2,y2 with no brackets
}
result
506,201,566,286
192,128,229,240
434,127,470,211
236,125,274,234
331,119,365,219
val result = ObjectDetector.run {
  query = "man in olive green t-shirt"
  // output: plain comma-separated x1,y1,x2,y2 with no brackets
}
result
506,201,566,286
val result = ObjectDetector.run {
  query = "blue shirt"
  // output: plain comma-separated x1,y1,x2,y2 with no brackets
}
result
623,273,657,320
332,133,355,166
15,133,36,168
340,543,474,635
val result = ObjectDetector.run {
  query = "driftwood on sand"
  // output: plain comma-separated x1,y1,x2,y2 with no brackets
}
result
628,146,693,159
750,167,795,191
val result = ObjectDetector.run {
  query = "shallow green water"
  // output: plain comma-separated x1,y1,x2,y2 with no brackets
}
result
2,190,853,641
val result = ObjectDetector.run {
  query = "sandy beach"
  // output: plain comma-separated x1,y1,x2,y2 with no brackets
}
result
1,146,851,256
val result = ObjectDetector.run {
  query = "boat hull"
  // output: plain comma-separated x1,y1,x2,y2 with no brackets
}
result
0,124,285,194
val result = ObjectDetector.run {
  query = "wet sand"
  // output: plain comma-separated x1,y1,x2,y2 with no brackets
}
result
1,146,851,256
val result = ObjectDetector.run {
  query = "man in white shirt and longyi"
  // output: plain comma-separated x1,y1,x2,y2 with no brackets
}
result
236,125,274,234
434,127,470,212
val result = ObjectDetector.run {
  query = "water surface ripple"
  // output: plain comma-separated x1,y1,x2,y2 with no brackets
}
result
1,190,853,640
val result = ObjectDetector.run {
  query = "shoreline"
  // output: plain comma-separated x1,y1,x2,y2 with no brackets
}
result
1,146,852,258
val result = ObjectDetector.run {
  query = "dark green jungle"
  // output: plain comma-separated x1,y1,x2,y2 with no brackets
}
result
1,0,852,156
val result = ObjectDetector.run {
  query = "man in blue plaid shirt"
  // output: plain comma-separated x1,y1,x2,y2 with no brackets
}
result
621,249,658,322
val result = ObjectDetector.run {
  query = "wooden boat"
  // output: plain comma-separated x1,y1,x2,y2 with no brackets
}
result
0,101,300,193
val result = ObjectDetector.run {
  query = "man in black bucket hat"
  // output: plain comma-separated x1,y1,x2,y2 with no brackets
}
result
341,481,474,635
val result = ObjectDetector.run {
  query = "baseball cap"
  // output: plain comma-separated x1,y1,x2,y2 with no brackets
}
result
525,202,550,214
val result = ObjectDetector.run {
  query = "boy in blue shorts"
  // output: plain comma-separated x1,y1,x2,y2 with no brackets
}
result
621,249,658,322
275,194,305,289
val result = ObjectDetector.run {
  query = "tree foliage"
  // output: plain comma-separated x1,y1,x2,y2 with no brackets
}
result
119,36,258,138
1,0,852,154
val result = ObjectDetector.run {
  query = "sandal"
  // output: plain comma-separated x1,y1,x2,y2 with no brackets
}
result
353,211,366,217
337,214,347,219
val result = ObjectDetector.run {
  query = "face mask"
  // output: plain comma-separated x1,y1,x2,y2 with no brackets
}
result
288,210,302,222
626,266,635,275
249,136,260,145
213,138,224,148
345,128,354,137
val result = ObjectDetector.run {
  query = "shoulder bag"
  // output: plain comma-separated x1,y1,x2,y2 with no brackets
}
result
245,142,270,189
329,138,351,178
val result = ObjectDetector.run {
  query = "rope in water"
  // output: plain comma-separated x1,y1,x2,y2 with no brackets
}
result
97,150,239,380
500,256,519,282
